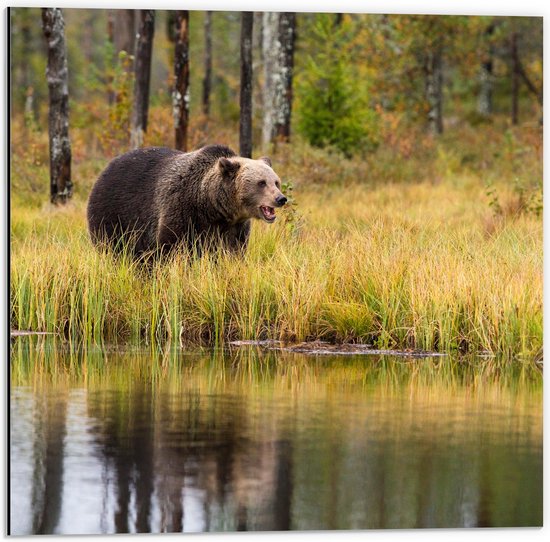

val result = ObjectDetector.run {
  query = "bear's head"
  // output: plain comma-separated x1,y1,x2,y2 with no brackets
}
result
218,156,287,223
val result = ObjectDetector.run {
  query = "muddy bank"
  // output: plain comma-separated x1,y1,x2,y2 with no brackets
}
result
229,340,446,358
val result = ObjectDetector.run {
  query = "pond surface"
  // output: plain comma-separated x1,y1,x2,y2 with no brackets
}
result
9,338,543,534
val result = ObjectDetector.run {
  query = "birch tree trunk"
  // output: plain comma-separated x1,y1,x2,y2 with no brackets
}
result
477,24,495,116
173,11,190,151
478,57,494,116
254,12,264,61
42,8,72,204
131,10,155,149
424,45,444,135
262,12,296,146
262,12,280,147
22,14,35,124
239,12,254,158
253,12,264,115
274,13,296,141
17,10,34,119
202,11,212,116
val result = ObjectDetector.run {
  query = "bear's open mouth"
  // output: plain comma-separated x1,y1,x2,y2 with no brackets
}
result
260,205,276,222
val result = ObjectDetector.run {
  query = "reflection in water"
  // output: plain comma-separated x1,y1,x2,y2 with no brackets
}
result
10,339,543,534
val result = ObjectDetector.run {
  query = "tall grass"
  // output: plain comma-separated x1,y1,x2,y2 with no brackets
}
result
10,172,542,359
10,110,542,358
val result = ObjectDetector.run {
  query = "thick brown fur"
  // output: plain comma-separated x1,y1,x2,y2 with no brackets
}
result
87,145,286,257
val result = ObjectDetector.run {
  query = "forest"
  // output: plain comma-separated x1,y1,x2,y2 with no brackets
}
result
9,8,543,359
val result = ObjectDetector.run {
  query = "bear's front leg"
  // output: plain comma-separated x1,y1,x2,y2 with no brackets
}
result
223,220,251,255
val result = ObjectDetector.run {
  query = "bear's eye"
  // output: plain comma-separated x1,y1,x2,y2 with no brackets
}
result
275,181,280,189
257,180,267,187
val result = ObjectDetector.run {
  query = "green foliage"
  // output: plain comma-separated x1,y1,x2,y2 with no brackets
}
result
10,8,47,118
513,177,543,218
483,127,543,221
215,77,241,123
485,177,542,220
9,9,544,139
295,15,380,156
280,179,302,236
485,182,503,217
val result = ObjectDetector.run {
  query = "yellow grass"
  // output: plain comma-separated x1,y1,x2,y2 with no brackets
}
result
10,110,542,358
10,173,541,359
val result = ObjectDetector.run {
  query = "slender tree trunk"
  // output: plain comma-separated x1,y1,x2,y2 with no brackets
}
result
424,45,444,135
166,12,177,42
110,10,136,108
511,32,520,125
106,12,116,105
262,12,280,147
24,87,35,126
82,11,95,64
113,9,136,56
20,9,35,123
202,11,212,117
253,12,264,115
173,11,190,151
274,13,296,141
17,10,33,118
478,57,494,116
254,12,264,61
478,24,495,116
131,10,155,149
239,12,254,158
42,8,72,204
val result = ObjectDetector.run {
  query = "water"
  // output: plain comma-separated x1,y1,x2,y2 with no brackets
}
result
9,339,543,534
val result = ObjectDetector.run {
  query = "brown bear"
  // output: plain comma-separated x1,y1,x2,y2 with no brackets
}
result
87,145,287,257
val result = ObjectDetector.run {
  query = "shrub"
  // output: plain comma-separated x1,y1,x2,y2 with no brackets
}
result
295,15,379,156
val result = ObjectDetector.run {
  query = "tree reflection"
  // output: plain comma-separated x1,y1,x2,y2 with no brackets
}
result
31,391,67,534
84,382,298,533
89,388,155,533
10,343,543,534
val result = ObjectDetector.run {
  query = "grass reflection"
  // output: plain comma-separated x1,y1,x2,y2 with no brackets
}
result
11,335,542,395
10,337,543,533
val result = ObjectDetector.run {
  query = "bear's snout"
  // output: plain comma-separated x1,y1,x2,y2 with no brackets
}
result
275,195,288,207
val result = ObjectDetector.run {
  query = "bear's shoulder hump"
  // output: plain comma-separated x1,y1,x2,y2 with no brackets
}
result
197,144,237,161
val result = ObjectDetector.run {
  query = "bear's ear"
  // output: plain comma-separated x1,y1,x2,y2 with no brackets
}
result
219,157,240,179
259,156,272,168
